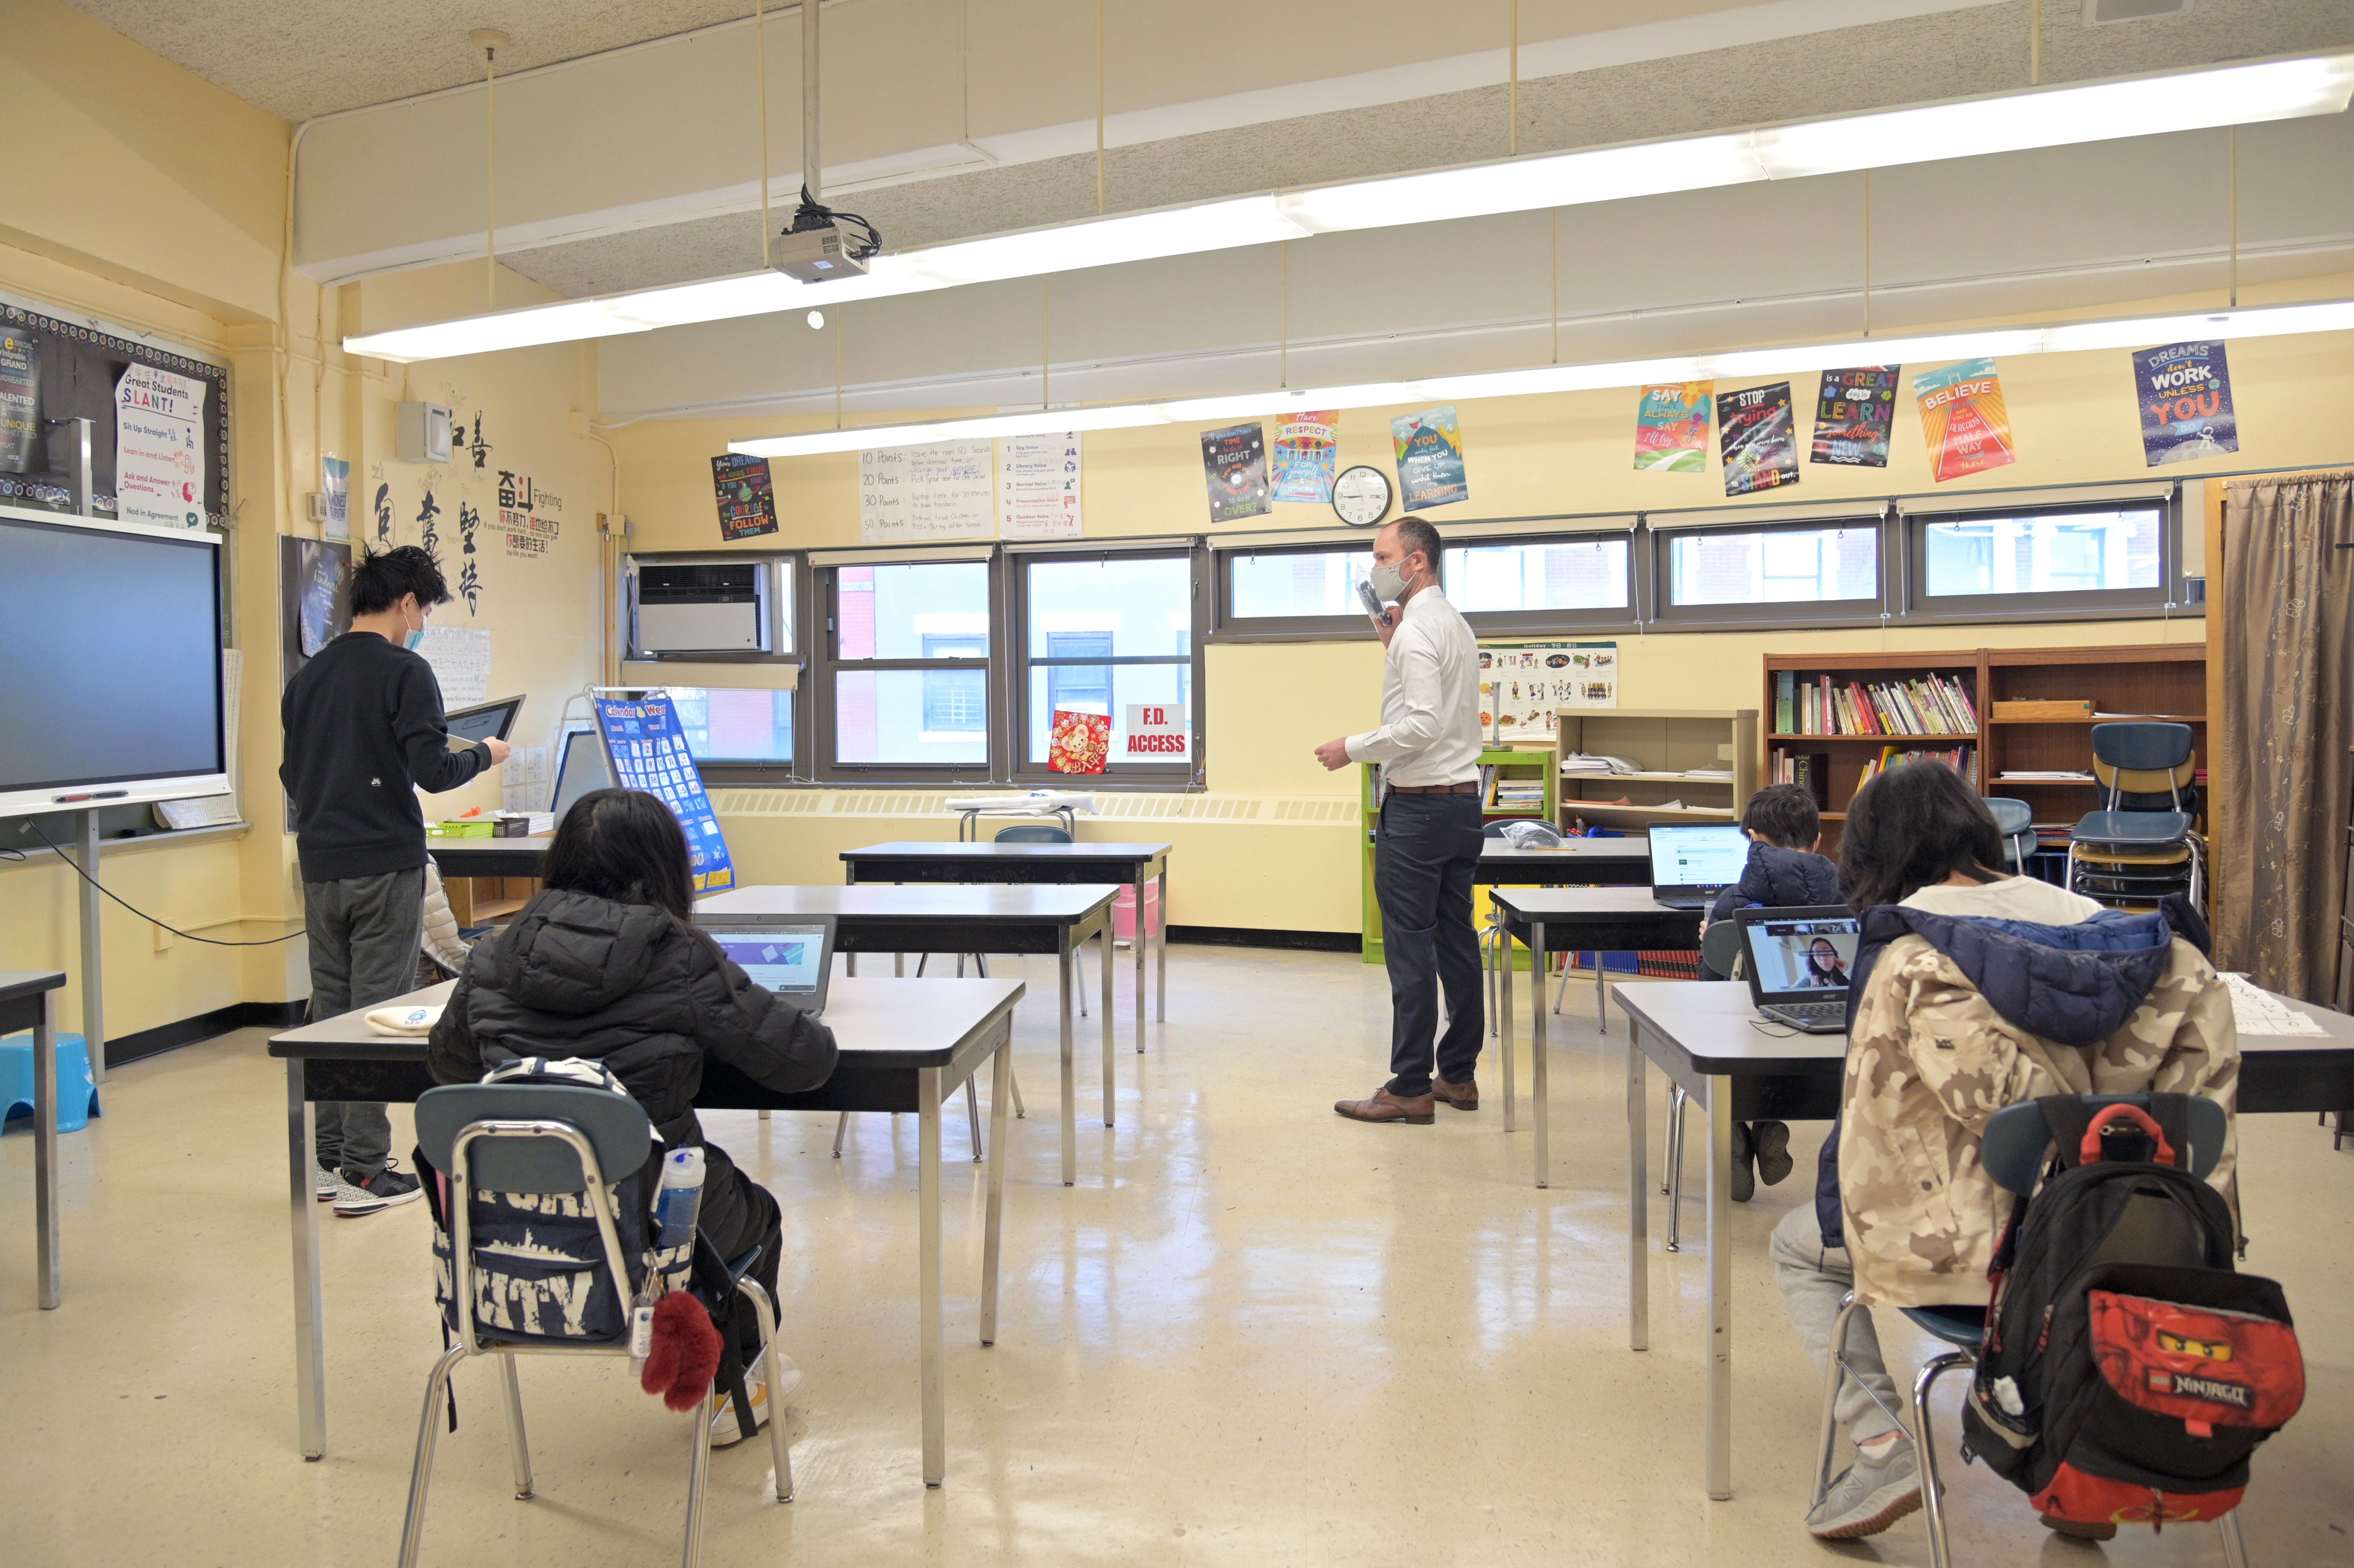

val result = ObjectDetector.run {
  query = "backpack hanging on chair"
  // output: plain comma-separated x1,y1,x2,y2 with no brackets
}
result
1960,1095,2305,1529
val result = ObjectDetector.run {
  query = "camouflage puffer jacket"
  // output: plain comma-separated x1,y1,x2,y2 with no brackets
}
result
1836,902,2239,1308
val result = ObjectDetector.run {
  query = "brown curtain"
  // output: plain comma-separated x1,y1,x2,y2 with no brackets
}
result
2215,471,2354,1003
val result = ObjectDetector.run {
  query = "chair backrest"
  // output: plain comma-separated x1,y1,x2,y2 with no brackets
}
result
417,1083,652,1193
1981,1093,2227,1196
994,824,1073,844
1982,796,2036,872
1482,821,1513,839
1699,920,1743,978
2089,722,2194,773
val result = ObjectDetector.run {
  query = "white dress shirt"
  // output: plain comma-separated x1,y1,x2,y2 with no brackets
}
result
1344,585,1483,787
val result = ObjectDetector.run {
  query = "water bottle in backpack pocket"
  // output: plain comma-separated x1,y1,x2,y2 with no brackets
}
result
1959,1095,2304,1529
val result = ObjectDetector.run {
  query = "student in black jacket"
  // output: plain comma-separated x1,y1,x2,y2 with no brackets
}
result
428,787,838,1444
281,546,508,1215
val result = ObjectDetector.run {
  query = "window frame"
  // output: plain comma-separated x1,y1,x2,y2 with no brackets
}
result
1441,528,1641,637
1207,539,1381,642
1010,543,1205,786
1645,515,1894,632
629,548,807,787
811,554,1002,783
1896,496,2182,625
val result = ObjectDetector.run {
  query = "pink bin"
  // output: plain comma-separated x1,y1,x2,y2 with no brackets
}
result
1112,880,1161,942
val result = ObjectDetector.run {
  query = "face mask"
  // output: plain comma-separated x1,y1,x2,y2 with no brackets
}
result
402,605,427,651
1368,555,1418,604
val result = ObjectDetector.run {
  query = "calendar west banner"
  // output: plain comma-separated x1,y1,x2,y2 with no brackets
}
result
591,695,738,893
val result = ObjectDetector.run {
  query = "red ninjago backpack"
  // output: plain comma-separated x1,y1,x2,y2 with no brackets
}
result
1959,1096,2303,1529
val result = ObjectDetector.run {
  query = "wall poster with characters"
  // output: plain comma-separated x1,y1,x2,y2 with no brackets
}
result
1479,640,1618,741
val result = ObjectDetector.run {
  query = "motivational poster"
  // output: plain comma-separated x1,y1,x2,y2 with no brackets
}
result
1200,423,1271,523
1633,382,1712,472
711,452,779,541
0,328,38,473
1809,366,1900,467
2132,341,2239,466
1269,409,1340,503
1913,358,2017,483
1390,406,1468,509
1716,381,1800,497
114,361,207,529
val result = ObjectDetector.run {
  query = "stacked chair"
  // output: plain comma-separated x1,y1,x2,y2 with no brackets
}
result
2067,722,2203,910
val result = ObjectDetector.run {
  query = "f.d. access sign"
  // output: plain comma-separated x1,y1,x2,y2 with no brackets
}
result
1123,704,1189,757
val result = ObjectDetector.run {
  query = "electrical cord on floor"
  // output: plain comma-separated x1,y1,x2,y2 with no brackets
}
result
24,822,305,946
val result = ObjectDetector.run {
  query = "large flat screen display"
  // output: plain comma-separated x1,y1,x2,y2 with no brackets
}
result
0,508,228,816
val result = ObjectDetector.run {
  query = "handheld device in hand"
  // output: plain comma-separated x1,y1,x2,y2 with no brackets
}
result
695,916,838,1018
1356,578,1390,628
1735,906,1861,1033
444,694,525,747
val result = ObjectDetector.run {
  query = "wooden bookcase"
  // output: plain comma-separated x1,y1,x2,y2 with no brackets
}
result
1359,745,1562,964
1554,708,1759,832
1761,644,2209,864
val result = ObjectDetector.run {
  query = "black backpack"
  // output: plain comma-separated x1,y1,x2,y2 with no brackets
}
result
1959,1095,2305,1529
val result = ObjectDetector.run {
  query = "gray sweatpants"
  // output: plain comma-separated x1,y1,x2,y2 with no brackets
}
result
304,867,426,1180
1770,1201,1906,1446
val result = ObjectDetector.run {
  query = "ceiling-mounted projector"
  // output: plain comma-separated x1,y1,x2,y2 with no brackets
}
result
772,223,870,283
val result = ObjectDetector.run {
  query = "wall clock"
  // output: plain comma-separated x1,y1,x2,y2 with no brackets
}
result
1331,464,1392,527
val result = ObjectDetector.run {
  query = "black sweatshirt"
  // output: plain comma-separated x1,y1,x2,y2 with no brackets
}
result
279,631,493,883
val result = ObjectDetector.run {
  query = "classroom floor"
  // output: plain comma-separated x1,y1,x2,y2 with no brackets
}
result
4,945,2352,1567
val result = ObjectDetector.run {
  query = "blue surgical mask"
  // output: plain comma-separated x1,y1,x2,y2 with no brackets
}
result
404,628,426,651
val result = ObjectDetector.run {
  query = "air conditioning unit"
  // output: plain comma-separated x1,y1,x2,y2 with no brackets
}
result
629,560,773,655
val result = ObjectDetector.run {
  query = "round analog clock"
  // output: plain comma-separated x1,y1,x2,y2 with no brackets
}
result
1331,464,1393,527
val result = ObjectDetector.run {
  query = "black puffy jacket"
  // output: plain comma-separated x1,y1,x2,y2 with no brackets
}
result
426,888,838,1153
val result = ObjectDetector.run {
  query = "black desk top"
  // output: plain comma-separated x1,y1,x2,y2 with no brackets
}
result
699,884,1120,923
270,976,1025,1071
842,840,1172,862
0,970,68,1004
1480,842,1647,863
1488,887,1691,918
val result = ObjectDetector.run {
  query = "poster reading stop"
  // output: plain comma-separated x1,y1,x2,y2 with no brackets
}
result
1123,703,1190,761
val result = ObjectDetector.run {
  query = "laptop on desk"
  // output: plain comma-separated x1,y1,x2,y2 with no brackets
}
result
695,916,839,1018
1735,907,1861,1034
1647,823,1750,910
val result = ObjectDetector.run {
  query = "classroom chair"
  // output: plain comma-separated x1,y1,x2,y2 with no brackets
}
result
399,1083,794,1568
0,1031,101,1133
2068,723,2202,910
1811,1093,2239,1568
1981,797,2036,875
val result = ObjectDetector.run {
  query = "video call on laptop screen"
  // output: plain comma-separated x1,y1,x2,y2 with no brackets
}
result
709,926,826,995
1649,824,1750,888
1746,918,1861,996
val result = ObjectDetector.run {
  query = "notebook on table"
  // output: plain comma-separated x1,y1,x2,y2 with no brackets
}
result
1734,906,1861,1034
1647,823,1750,910
694,916,838,1018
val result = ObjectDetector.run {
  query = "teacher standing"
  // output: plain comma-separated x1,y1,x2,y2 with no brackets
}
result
1316,516,1485,1125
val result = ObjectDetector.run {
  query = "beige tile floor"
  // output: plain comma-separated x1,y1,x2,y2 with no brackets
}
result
4,945,2353,1566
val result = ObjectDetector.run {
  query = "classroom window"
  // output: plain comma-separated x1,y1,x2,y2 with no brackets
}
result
1920,508,2163,597
1019,552,1198,775
1226,547,1365,620
669,687,793,764
823,559,993,773
1666,526,1879,607
1444,536,1630,613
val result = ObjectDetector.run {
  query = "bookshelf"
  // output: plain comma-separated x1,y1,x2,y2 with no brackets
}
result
1554,708,1759,832
1762,652,1984,847
1359,745,1562,964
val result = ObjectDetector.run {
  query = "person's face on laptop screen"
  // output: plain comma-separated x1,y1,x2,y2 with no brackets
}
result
1752,921,1859,992
714,930,823,992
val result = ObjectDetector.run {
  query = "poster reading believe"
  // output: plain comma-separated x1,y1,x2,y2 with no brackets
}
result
1391,406,1468,508
1810,367,1900,467
1200,423,1271,523
2132,341,2239,466
1913,358,2017,483
1634,382,1711,472
1717,381,1800,496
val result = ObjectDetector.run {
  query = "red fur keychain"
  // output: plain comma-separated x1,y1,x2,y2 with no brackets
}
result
640,1292,723,1412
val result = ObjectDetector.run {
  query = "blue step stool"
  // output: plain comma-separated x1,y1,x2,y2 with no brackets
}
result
1,1031,102,1133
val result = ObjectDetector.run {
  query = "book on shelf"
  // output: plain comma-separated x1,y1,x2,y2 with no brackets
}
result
1855,744,1977,792
1776,670,1978,737
1769,748,1833,809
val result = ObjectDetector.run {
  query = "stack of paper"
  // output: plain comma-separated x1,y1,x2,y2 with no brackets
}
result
2219,973,2326,1036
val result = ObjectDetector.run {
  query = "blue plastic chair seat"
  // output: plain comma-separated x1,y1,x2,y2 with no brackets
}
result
2071,810,2194,846
1,1031,102,1133
1899,1305,1986,1347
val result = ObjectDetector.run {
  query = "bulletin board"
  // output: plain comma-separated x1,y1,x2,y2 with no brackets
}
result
0,296,231,526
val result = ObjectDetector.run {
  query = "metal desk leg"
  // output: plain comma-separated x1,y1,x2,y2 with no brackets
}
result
1597,960,1608,1034
1500,924,1516,1134
1057,939,1076,1187
1132,874,1147,1053
1705,1075,1734,1501
1627,1021,1649,1353
1531,921,1550,1190
1101,920,1115,1129
32,992,60,1309
1156,866,1168,1024
980,1030,1013,1346
918,1065,945,1487
288,1058,326,1459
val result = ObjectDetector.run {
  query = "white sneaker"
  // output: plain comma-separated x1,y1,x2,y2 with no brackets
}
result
1806,1440,1923,1539
709,1355,804,1446
316,1164,340,1201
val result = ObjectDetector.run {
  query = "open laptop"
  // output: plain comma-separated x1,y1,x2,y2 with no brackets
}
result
1735,906,1861,1033
696,916,839,1018
1648,823,1750,910
548,727,611,822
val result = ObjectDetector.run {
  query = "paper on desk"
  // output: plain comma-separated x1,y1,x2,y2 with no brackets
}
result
2219,973,2325,1036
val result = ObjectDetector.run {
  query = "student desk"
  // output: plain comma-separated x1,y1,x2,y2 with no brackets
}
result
425,833,552,924
841,842,1173,1052
1473,840,1650,887
698,884,1118,1185
1487,889,1703,1187
270,974,1024,1488
1610,979,2354,1503
2,970,68,1309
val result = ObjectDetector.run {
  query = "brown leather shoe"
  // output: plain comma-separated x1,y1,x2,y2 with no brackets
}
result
1432,1076,1479,1111
1334,1087,1435,1124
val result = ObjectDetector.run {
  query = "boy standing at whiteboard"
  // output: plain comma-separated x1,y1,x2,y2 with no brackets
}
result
280,546,508,1216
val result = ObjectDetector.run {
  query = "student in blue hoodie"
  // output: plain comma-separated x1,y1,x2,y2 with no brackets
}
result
1699,782,1844,1196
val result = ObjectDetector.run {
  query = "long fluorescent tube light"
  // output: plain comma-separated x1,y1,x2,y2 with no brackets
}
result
727,297,2354,460
347,50,2354,364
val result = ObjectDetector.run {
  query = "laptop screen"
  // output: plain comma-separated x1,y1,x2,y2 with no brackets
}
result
1739,912,1862,1002
445,695,524,746
1649,823,1750,891
707,924,828,999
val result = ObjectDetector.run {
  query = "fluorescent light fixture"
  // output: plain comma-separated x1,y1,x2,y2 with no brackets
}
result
727,297,2354,460
346,50,2354,364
